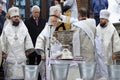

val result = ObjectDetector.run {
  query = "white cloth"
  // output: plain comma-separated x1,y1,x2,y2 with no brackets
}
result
64,0,78,19
107,0,120,23
72,19,96,62
1,20,34,79
94,35,108,80
96,22,120,64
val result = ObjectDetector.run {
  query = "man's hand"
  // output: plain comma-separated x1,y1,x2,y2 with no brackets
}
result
112,54,117,60
41,56,46,61
2,53,7,59
25,51,30,57
60,0,64,3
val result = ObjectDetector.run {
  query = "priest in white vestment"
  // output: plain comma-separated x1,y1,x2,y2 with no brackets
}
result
72,9,96,63
57,7,108,80
35,6,61,80
72,8,110,80
96,9,120,65
1,6,34,80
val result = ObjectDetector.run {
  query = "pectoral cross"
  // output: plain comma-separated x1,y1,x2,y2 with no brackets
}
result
14,30,18,40
14,34,18,40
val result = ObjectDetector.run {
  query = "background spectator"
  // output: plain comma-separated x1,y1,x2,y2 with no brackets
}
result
91,0,108,26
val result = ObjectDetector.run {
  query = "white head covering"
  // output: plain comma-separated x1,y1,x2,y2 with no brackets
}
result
8,6,19,17
49,5,61,16
100,9,110,20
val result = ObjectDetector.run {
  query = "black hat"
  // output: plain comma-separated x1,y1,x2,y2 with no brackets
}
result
63,5,71,13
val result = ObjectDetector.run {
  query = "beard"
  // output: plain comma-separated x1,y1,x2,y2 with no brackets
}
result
100,23,107,28
12,21,20,26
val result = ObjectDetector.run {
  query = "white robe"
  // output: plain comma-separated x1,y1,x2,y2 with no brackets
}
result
96,22,120,65
72,19,96,62
35,23,57,80
94,35,108,80
1,20,34,80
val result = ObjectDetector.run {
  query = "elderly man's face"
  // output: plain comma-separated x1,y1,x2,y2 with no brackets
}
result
11,15,20,26
32,8,40,19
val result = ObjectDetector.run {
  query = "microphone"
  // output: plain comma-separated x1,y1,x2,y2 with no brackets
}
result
49,24,53,28
48,24,53,58
48,22,54,29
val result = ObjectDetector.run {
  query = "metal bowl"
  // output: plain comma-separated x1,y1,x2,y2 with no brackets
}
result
55,30,75,45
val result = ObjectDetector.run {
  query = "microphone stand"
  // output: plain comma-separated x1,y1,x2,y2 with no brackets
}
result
46,24,52,80
48,25,52,58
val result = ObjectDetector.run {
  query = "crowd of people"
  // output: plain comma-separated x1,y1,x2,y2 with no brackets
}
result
0,0,120,80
